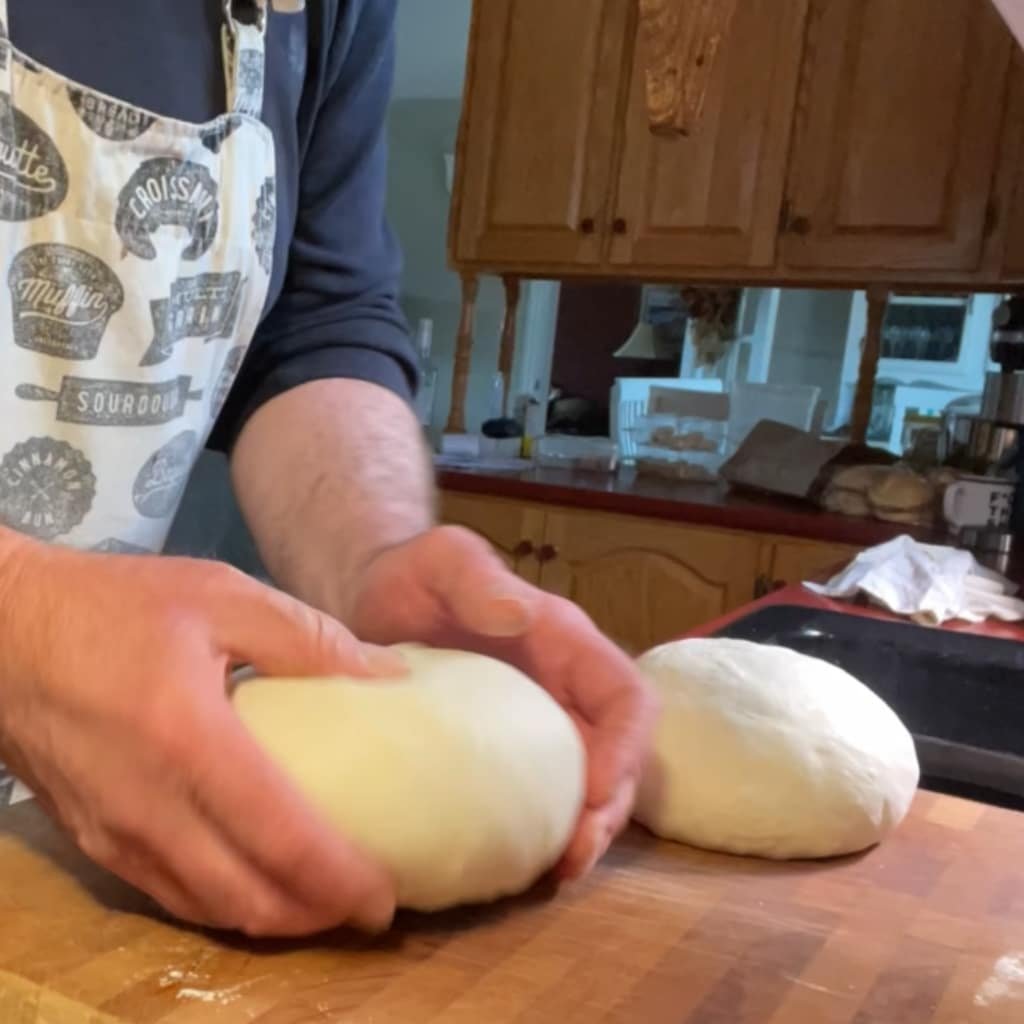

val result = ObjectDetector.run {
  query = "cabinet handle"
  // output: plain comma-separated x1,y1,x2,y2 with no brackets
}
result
789,215,812,236
512,540,535,559
537,544,559,564
579,217,596,235
612,217,628,235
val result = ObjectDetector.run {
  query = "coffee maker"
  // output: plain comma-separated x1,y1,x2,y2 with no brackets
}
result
943,295,1024,573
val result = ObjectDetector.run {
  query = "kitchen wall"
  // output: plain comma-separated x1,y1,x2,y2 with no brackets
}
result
391,0,566,433
392,0,471,101
390,0,562,433
386,99,506,434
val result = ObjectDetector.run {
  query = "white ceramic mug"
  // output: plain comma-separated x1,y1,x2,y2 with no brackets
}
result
943,476,1016,530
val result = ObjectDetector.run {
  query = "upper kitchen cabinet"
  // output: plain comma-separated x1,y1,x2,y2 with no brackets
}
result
997,55,1024,278
780,0,1013,274
449,0,632,268
609,0,808,271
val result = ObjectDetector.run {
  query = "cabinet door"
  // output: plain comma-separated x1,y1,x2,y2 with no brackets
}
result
451,0,631,267
538,511,760,655
998,55,1024,279
780,0,1012,273
609,0,807,270
438,493,544,583
768,539,861,589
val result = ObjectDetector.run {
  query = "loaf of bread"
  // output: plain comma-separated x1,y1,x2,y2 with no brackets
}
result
819,464,937,527
866,468,937,526
820,465,891,518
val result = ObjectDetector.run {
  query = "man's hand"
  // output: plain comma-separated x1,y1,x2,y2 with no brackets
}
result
233,381,654,873
347,526,657,880
0,537,401,937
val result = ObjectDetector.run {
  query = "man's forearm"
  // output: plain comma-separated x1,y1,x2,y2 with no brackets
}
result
230,378,435,624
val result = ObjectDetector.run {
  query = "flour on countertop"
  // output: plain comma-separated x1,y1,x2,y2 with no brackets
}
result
176,984,246,1005
160,965,259,1007
975,953,1024,1008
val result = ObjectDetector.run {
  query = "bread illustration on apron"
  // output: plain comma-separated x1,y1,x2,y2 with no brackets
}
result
9,244,124,360
0,93,68,221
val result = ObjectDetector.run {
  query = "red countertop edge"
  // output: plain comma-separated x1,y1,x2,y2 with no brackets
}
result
436,467,948,549
683,583,1024,642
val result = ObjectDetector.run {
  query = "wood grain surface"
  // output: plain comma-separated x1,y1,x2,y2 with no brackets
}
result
636,0,737,136
850,286,890,446
2,791,1024,1022
444,272,479,434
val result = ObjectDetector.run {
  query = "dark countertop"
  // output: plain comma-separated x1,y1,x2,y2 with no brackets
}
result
437,464,948,549
687,583,1024,642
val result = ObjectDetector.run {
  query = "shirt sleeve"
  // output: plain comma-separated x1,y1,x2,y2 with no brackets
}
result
209,0,416,452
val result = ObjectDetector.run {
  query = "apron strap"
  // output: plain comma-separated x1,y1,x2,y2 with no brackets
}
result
0,0,11,91
222,0,269,118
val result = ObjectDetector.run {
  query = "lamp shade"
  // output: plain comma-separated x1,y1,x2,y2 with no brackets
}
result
614,321,678,360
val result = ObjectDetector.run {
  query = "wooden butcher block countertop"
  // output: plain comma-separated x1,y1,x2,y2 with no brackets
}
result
2,793,1024,1023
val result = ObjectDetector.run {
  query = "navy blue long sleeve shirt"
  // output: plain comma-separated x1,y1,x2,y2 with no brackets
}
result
8,0,416,451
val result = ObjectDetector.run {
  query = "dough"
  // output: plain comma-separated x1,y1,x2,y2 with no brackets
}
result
633,639,919,859
231,645,585,912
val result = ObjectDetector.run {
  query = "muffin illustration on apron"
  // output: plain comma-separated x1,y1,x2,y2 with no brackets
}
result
9,244,125,360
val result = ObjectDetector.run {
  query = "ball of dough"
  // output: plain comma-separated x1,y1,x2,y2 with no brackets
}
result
232,645,585,912
633,639,919,859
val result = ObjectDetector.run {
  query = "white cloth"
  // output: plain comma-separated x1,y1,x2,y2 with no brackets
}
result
0,0,275,553
805,535,1024,626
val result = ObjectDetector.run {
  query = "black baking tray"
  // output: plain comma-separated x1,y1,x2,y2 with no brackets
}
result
711,604,1024,810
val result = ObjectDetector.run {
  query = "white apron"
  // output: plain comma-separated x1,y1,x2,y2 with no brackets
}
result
0,0,276,554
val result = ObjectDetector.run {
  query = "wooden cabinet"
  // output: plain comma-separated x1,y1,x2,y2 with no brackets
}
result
439,491,866,653
450,0,1022,285
780,0,1013,273
765,538,860,589
537,510,761,654
450,0,631,267
438,493,544,583
998,56,1024,277
609,0,807,270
